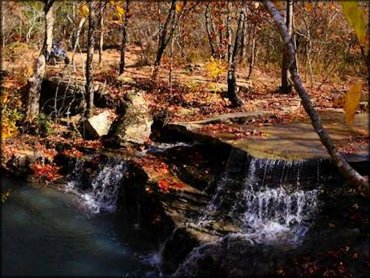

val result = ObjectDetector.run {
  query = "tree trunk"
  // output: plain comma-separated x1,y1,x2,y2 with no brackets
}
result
0,0,3,49
119,0,130,74
205,4,216,57
226,0,232,65
26,0,55,122
85,0,95,118
71,17,87,66
98,2,105,64
227,7,244,108
264,0,369,194
152,0,176,80
151,0,200,80
280,0,293,94
247,25,257,79
239,4,247,64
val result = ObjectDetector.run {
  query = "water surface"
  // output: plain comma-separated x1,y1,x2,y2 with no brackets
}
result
1,177,157,277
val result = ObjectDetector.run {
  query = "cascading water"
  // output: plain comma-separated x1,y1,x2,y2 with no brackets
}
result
198,152,320,245
66,159,127,214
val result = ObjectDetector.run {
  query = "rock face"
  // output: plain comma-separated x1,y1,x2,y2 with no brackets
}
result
81,111,114,139
173,235,284,277
107,90,153,147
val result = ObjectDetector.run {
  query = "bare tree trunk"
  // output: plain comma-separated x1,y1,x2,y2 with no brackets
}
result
205,3,216,57
26,0,55,122
280,0,293,93
264,0,369,194
85,0,95,118
152,0,177,80
152,0,200,80
119,0,130,74
247,25,257,79
169,34,174,91
227,7,244,108
226,0,232,65
71,17,87,66
239,4,247,64
0,0,3,49
98,2,105,64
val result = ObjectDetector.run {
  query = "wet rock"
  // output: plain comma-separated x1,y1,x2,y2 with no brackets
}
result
174,235,285,277
81,111,114,139
5,150,45,177
106,90,153,147
160,227,200,274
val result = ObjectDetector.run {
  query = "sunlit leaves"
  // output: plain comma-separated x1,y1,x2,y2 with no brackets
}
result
340,1,367,44
106,0,126,25
116,6,125,17
175,3,184,14
78,3,89,18
205,57,227,81
272,0,284,10
30,162,62,184
304,2,313,12
344,82,362,126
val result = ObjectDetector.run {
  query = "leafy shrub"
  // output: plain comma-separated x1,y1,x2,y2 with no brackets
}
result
37,113,53,137
205,58,227,81
2,106,22,139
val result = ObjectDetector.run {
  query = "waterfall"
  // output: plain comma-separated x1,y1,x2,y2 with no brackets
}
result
66,159,127,214
198,152,320,245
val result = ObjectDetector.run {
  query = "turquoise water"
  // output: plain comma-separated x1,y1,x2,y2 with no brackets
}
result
1,178,158,277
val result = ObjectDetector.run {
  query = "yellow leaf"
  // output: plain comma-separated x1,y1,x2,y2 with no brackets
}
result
176,3,184,13
304,3,313,12
116,5,125,16
272,0,284,10
344,82,362,126
340,1,367,44
79,3,89,18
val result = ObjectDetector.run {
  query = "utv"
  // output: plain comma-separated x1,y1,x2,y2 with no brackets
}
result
48,42,70,65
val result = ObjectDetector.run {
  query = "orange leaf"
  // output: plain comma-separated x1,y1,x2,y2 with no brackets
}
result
344,82,362,126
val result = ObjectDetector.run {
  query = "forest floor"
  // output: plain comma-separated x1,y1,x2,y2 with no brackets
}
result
2,44,368,168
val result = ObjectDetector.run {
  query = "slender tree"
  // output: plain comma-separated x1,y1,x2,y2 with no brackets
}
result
227,5,245,107
264,0,369,194
152,0,200,80
85,0,95,118
119,0,130,74
280,0,293,93
26,0,55,122
152,0,179,80
204,3,216,57
98,2,106,64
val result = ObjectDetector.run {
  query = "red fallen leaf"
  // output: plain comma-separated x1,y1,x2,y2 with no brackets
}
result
170,181,183,189
158,179,170,192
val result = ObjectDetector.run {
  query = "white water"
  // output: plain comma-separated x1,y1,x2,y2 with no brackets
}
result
199,157,319,245
66,160,127,214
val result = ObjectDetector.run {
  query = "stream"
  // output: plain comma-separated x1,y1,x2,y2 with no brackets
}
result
1,177,158,277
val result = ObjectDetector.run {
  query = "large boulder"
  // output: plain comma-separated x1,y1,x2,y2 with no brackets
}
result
106,90,153,147
81,110,114,139
40,77,110,117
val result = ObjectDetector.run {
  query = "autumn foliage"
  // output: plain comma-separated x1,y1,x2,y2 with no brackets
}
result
30,162,62,184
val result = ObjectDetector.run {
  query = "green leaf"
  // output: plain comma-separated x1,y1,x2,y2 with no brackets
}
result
340,1,367,44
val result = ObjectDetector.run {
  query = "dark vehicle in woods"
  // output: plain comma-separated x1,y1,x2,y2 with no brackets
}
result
47,42,70,65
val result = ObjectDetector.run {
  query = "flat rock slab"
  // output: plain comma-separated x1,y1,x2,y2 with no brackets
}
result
168,111,368,162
